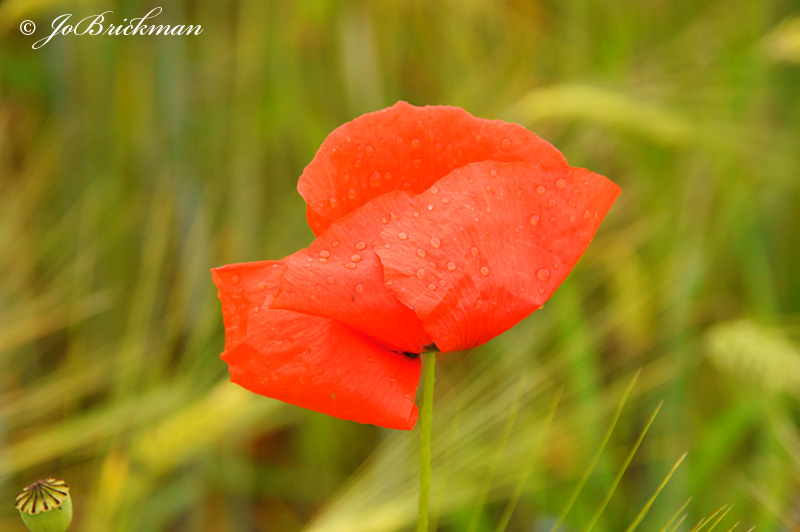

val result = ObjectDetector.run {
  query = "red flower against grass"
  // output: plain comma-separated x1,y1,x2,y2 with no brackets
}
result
212,102,621,430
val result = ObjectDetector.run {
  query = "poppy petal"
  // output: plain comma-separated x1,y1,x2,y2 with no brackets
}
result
272,191,432,354
211,261,421,430
376,161,621,353
299,101,568,235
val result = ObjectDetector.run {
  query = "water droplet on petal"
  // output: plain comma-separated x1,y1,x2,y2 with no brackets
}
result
318,258,328,263
355,241,367,250
430,185,439,194
548,199,556,207
351,254,362,262
434,142,443,152
489,169,497,177
569,215,576,223
584,209,591,219
430,237,441,248
396,136,403,145
427,204,434,210
417,249,427,258
331,240,339,247
480,266,490,276
355,284,364,293
416,269,425,279
447,262,457,271
380,216,389,224
439,279,447,287
345,136,351,143
254,306,260,313
536,185,546,195
411,138,421,148
348,188,356,199
258,282,267,290
326,276,336,284
556,178,566,189
537,268,551,281
442,197,450,204
386,279,394,286
538,288,545,295
529,214,540,225
329,196,338,206
427,283,437,290
412,158,422,168
232,275,240,284
365,144,374,156
398,232,408,240
470,247,479,256
345,262,357,269
319,250,330,258
369,171,381,187
501,138,512,149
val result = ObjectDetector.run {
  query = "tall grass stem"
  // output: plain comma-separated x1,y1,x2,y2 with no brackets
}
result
417,352,436,532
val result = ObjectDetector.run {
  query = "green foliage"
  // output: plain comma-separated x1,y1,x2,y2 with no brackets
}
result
2,0,800,530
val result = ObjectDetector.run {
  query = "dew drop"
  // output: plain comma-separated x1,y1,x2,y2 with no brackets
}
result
439,279,447,287
569,215,576,223
538,288,545,295
442,197,450,204
584,209,591,219
411,138,420,148
258,282,267,290
351,254,362,262
380,217,388,224
529,214,540,225
355,284,364,294
485,185,492,192
416,269,426,279
355,241,367,251
430,237,441,248
365,144,374,156
331,240,339,248
470,246,479,257
556,178,567,189
370,171,382,187
319,250,331,258
328,196,338,206
309,294,316,301
232,275,240,284
326,276,336,284
412,158,422,168
501,138,512,149
354,159,362,168
489,169,497,177
447,262,457,271
348,188,356,199
429,262,436,269
550,216,556,222
345,136,351,143
446,143,454,151
536,268,551,281
345,262,357,269
573,188,580,196
427,204,434,210
548,198,556,207
254,306,260,313
536,185,546,195
386,279,394,286
398,232,408,240
396,136,403,145
434,142,443,152
417,249,427,258
427,283,437,291
480,266,490,277
318,258,328,263
413,211,420,217
431,185,439,194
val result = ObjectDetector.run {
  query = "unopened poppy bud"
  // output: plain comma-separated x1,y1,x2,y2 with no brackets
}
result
15,478,73,532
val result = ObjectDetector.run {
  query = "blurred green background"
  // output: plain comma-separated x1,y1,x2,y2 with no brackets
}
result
2,0,800,530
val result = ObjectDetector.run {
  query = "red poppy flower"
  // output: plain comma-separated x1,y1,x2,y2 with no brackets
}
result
212,102,621,430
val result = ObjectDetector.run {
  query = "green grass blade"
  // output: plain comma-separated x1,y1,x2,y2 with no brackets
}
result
624,452,688,532
550,369,641,532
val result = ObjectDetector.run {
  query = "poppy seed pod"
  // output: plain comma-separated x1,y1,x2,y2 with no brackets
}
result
16,478,73,532
212,102,621,430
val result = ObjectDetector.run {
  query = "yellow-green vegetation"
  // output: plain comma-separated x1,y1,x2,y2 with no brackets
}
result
2,0,800,530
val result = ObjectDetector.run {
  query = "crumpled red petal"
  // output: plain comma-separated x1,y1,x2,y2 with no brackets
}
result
272,191,431,354
376,161,621,353
299,101,568,235
211,260,421,430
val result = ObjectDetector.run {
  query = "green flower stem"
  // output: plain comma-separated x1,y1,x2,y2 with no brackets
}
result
417,351,436,532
